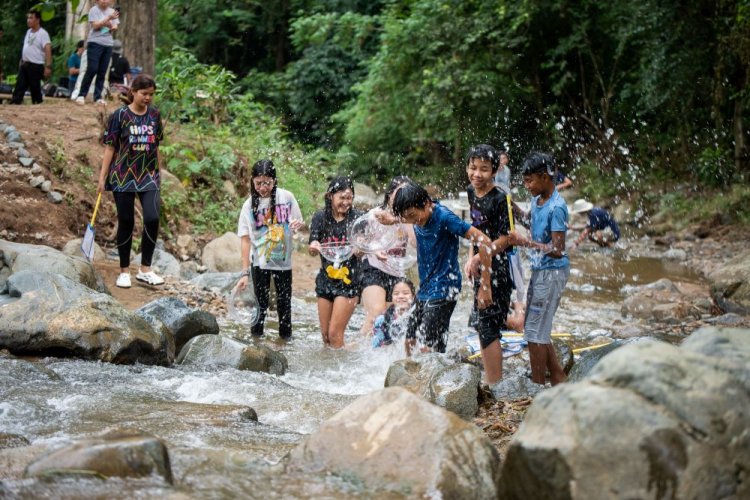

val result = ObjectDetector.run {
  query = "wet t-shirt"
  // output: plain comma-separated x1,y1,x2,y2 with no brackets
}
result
467,185,512,290
587,207,620,240
309,208,363,274
103,105,163,192
237,189,303,271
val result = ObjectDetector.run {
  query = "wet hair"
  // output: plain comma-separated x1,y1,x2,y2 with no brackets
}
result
324,176,355,218
250,159,278,222
521,151,556,177
391,181,432,218
125,74,157,104
392,278,416,297
28,10,42,21
381,175,412,209
465,144,500,172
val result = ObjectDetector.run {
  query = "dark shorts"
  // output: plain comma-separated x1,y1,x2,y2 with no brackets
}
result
359,263,399,301
315,270,361,301
406,299,457,353
469,275,512,349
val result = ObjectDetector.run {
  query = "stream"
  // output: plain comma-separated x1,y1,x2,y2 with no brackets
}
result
0,245,705,498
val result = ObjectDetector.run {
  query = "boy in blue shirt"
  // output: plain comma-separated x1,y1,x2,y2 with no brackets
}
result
391,181,494,355
67,40,84,92
508,152,569,386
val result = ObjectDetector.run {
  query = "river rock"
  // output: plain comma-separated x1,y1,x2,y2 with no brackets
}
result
201,232,242,272
24,428,173,484
0,271,169,365
0,240,106,293
285,387,501,497
136,296,219,354
384,353,481,418
190,271,239,295
663,248,688,261
490,374,544,400
498,328,750,499
176,233,199,259
177,334,287,375
62,238,106,262
708,250,750,315
567,340,624,382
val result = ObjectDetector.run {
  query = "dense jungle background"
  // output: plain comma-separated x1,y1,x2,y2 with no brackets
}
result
1,0,749,233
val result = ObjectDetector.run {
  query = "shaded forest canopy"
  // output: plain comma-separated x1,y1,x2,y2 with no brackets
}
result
2,0,748,195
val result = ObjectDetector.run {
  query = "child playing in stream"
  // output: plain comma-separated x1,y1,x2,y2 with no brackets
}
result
508,151,569,387
371,279,415,348
235,159,303,340
462,144,514,385
389,180,495,355
308,177,363,348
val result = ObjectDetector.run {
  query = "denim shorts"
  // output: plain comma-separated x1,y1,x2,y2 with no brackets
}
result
524,268,569,344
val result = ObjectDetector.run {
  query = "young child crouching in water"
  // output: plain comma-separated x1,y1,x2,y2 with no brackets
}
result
371,279,415,348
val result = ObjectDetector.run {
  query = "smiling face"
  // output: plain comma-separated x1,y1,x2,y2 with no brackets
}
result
391,282,414,309
466,157,495,193
252,175,275,198
523,172,552,197
330,189,354,218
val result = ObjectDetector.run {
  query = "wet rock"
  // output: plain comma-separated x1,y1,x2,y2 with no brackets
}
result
286,387,501,498
0,271,169,365
614,324,646,339
0,240,106,293
499,329,750,499
0,433,31,449
25,428,173,484
136,296,218,354
177,334,287,375
201,232,242,272
490,375,544,400
708,251,750,315
385,353,480,419
0,355,61,382
663,248,688,261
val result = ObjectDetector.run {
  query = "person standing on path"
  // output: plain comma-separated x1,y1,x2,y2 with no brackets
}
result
97,74,165,288
10,10,52,105
76,0,119,105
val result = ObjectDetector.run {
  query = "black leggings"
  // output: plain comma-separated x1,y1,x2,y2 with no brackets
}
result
251,267,293,339
113,190,160,269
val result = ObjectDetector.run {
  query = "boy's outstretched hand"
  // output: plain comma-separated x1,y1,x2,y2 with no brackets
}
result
508,230,527,248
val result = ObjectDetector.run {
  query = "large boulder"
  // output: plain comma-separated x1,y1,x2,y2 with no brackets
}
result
201,232,242,272
286,387,501,497
0,240,106,293
136,296,219,354
134,247,181,277
176,334,287,375
24,428,173,484
62,238,106,262
0,271,169,365
384,353,480,419
498,328,750,499
189,272,239,296
620,278,711,322
708,251,750,315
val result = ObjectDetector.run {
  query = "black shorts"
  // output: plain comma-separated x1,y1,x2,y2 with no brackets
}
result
315,269,361,301
359,262,399,301
406,299,457,353
469,275,512,349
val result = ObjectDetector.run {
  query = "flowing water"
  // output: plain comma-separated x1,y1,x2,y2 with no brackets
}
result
0,245,704,498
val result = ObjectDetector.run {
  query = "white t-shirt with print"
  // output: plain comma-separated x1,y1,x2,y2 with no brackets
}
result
237,188,303,271
22,28,51,64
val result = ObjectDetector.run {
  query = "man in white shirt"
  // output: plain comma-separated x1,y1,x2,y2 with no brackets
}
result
11,10,52,105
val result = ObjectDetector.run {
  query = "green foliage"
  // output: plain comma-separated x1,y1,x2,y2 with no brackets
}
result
693,147,735,188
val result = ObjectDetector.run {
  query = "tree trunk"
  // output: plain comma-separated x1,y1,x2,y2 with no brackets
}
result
66,0,90,44
117,0,157,75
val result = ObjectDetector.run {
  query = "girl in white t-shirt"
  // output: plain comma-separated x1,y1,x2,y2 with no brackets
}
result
236,159,303,339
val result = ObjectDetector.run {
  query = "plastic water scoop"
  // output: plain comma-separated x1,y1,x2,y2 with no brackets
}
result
81,192,102,261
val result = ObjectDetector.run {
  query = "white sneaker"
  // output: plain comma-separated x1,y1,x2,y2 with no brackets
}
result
96,99,106,105
116,273,132,288
136,269,165,286
75,96,85,104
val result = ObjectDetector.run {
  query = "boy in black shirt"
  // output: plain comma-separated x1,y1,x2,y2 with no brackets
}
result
463,144,514,385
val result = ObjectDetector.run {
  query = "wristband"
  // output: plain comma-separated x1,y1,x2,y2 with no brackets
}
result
240,269,251,278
